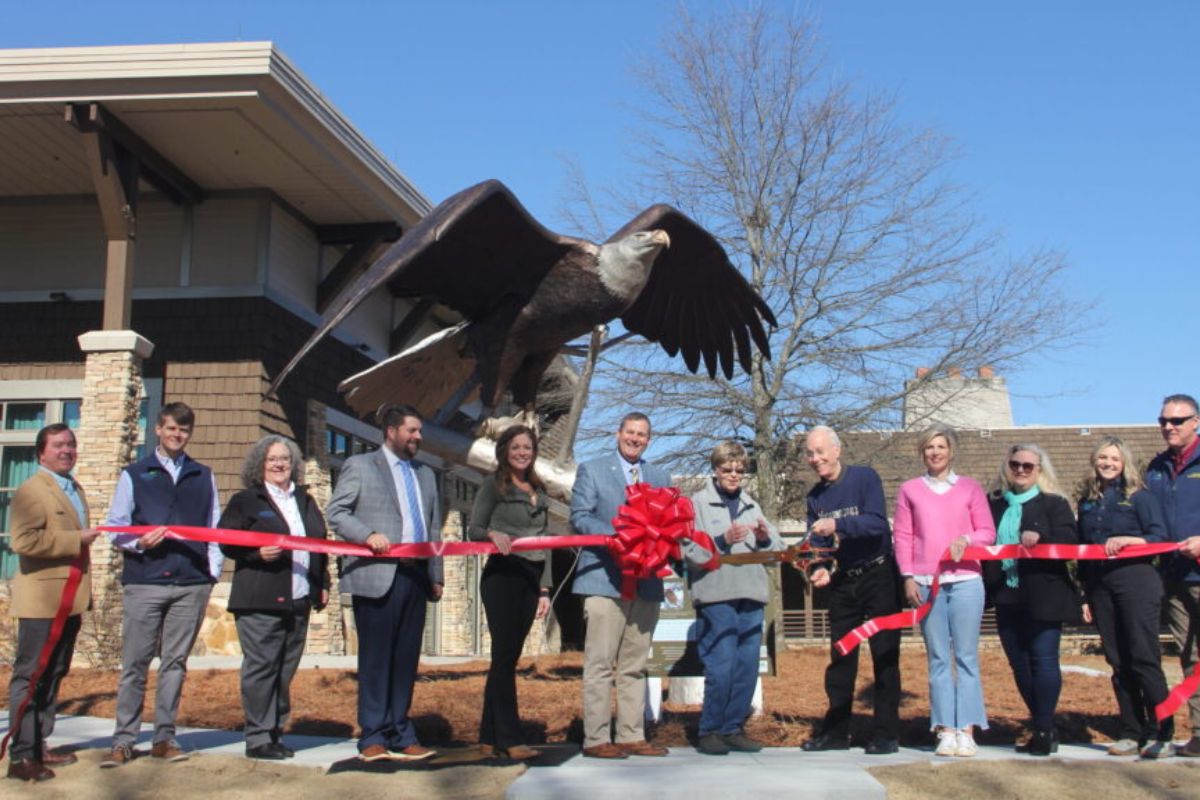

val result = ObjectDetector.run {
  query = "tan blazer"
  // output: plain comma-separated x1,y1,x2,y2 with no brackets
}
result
9,470,91,618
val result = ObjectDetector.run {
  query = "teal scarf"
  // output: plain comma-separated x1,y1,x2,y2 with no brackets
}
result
998,486,1040,588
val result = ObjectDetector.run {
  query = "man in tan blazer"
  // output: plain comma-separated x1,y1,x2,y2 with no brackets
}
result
5,423,98,782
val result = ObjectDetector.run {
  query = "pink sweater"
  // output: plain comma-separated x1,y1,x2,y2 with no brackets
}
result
892,477,996,578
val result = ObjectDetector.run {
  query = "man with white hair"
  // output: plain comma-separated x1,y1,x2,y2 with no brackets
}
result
801,426,901,755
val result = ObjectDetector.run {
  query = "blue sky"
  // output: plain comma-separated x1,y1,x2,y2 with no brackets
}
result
5,1,1197,428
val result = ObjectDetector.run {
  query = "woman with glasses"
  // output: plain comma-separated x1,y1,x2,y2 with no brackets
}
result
218,436,329,760
893,424,995,757
984,444,1078,755
681,441,784,756
466,425,551,761
1076,435,1175,759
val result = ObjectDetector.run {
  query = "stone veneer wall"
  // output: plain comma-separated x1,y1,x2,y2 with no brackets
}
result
299,399,345,656
73,340,146,668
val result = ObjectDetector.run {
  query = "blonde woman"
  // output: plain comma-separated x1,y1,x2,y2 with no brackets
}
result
1076,436,1174,759
893,425,995,757
984,444,1077,755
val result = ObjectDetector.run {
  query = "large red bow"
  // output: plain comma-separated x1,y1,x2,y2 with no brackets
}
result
607,483,718,599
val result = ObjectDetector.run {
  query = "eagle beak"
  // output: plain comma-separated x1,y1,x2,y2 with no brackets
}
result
651,229,671,249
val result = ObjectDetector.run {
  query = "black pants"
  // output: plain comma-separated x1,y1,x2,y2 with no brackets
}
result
1087,562,1174,743
821,559,902,740
479,555,542,748
7,615,81,760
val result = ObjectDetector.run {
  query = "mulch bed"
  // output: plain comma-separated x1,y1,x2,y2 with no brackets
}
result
1,647,1192,748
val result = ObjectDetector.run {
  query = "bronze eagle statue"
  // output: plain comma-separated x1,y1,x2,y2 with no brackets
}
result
270,179,776,430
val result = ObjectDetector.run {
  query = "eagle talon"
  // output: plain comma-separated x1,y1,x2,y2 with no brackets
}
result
475,410,540,441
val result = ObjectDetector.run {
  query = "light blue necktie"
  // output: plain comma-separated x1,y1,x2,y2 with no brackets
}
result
398,460,427,543
62,478,87,527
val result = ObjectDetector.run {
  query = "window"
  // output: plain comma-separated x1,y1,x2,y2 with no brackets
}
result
3,402,46,430
323,407,381,483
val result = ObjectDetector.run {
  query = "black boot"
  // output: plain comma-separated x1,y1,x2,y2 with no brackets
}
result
1027,728,1057,756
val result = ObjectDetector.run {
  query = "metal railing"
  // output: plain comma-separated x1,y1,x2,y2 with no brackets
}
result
782,609,1000,641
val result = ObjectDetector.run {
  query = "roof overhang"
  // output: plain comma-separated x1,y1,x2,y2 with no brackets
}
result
0,42,430,227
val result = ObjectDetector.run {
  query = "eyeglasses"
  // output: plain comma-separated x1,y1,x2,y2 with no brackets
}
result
716,466,746,475
266,456,292,465
1158,415,1197,428
1008,460,1038,474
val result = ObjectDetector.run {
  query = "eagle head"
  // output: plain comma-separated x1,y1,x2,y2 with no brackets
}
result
597,229,671,301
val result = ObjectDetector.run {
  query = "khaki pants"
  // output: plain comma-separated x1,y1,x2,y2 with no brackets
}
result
1165,581,1200,732
581,595,659,748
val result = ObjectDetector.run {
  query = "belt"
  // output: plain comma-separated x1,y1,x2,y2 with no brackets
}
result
394,557,424,568
841,554,889,579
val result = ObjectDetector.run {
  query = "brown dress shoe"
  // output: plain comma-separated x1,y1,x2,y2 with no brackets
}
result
358,744,392,762
582,743,628,759
389,744,436,761
100,743,134,769
7,758,55,782
41,749,78,767
150,739,189,762
478,744,496,757
617,740,669,757
500,745,538,760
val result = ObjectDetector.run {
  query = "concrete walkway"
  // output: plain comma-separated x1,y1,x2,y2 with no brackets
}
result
503,741,1121,800
19,715,1146,800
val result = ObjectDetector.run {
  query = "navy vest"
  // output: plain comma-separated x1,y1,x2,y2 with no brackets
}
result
120,453,215,586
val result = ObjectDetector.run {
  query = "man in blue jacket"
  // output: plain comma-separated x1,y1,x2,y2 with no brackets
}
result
570,412,670,759
801,426,901,755
1146,392,1200,757
101,402,223,768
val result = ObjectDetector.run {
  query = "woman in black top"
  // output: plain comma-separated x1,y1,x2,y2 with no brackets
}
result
218,436,329,761
467,425,551,760
985,443,1077,755
1076,435,1174,759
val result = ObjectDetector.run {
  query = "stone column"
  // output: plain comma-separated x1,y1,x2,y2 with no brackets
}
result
73,329,153,667
303,399,346,655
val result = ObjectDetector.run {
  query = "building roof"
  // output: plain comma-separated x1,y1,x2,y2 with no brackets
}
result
820,424,1168,514
0,42,430,227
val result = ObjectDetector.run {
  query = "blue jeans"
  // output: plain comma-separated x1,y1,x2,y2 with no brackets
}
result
994,604,1062,731
696,599,764,735
919,578,987,730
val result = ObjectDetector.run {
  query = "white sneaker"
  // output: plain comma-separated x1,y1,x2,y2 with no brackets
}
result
1140,740,1176,759
935,728,958,757
955,728,978,757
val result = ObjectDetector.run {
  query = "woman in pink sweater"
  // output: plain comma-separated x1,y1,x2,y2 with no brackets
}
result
893,425,996,757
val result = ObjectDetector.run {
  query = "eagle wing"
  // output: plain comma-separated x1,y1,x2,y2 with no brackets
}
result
610,206,777,379
270,179,580,395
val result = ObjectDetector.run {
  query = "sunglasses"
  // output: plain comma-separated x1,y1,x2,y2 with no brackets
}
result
1008,460,1038,473
1158,415,1197,428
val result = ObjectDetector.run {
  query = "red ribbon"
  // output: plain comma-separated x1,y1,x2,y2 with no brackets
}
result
99,524,611,559
607,483,719,599
0,548,88,760
2,501,722,759
832,542,1199,722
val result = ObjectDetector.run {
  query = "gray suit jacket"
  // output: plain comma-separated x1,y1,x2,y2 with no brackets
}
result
569,452,670,601
326,448,444,598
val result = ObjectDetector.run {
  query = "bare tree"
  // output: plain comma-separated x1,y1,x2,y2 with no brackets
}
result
564,5,1081,519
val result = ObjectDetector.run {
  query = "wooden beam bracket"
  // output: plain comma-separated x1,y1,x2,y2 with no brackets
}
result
67,102,203,206
315,223,401,312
